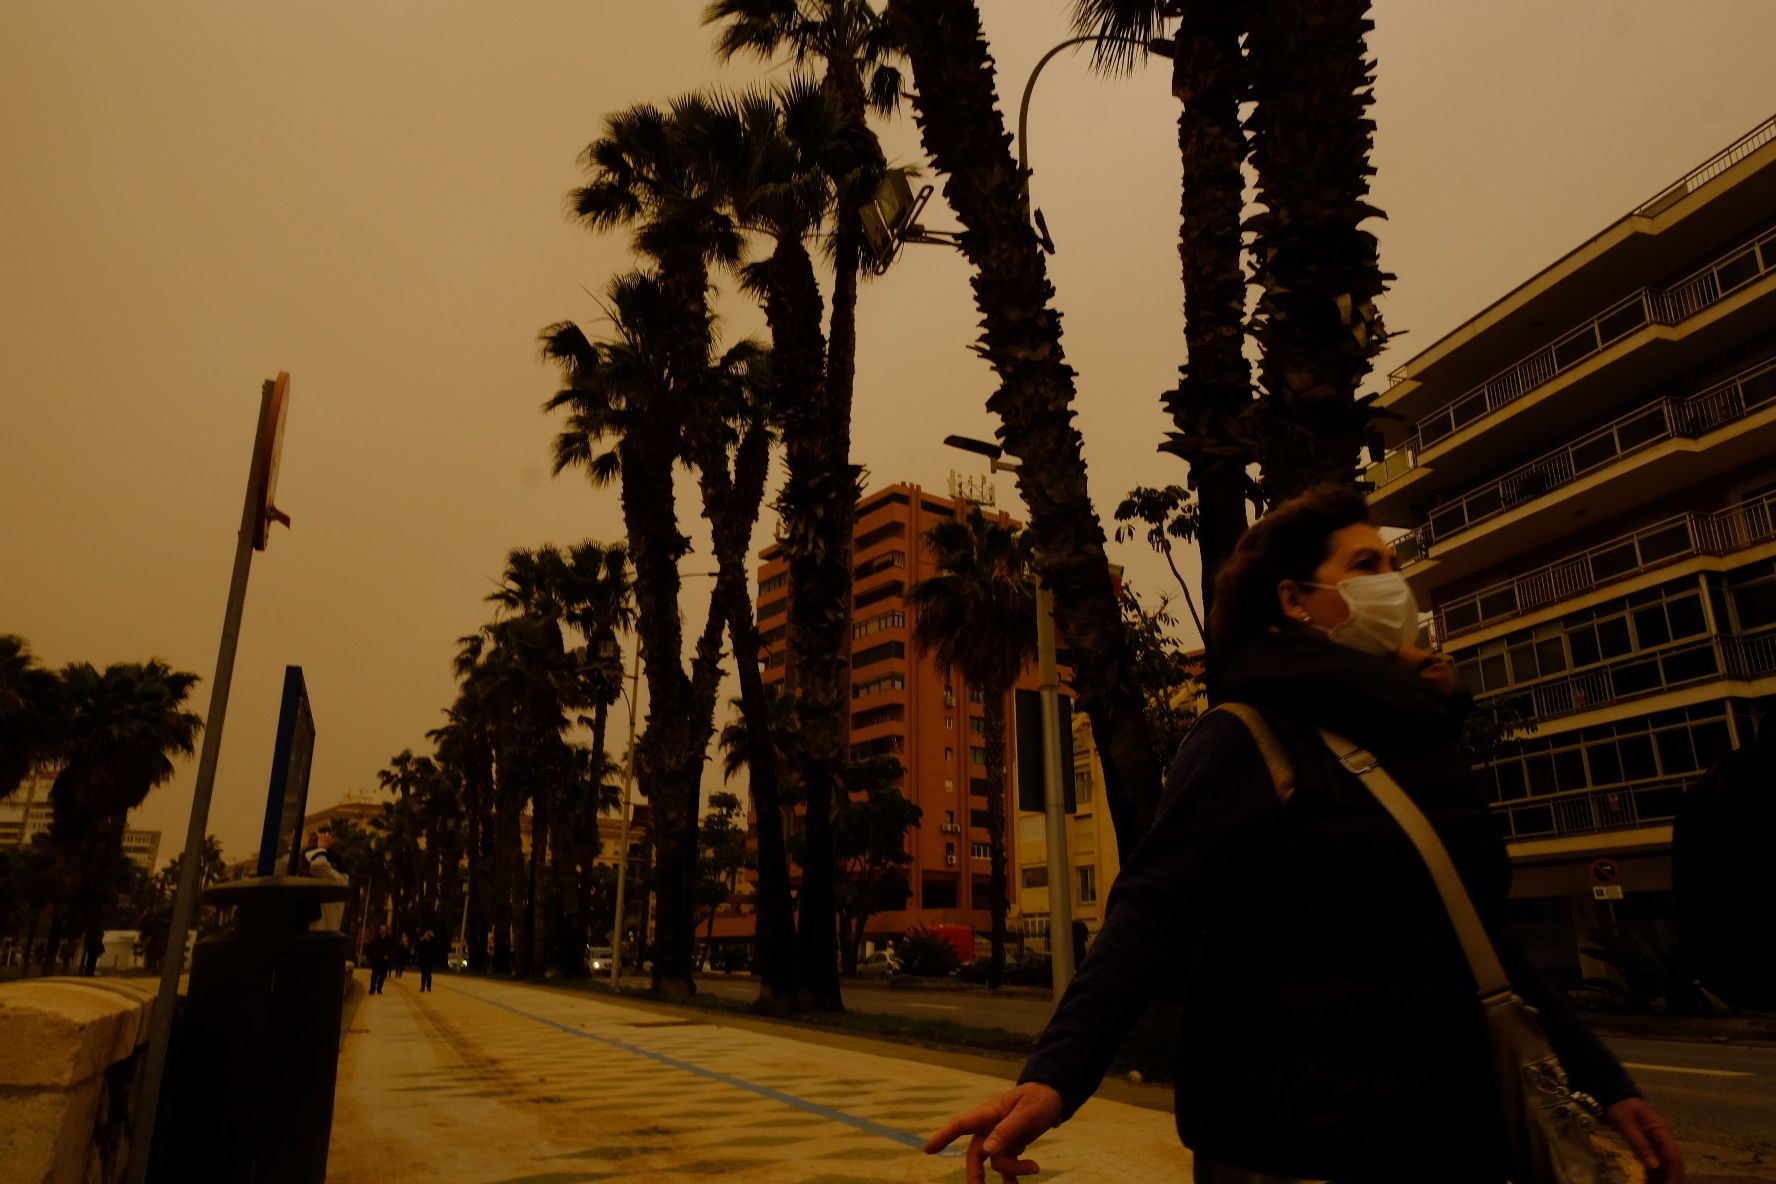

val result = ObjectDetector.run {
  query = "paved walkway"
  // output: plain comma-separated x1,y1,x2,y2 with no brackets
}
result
328,973,1193,1184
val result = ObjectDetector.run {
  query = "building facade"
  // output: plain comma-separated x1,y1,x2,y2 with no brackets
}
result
722,481,1037,947
0,765,161,872
1367,114,1776,982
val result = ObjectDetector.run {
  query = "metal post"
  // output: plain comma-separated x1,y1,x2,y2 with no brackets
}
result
610,642,642,990
126,381,276,1184
1036,580,1074,999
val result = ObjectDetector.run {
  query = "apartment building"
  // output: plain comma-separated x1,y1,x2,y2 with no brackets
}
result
1366,114,1776,982
725,481,1037,947
1,764,162,872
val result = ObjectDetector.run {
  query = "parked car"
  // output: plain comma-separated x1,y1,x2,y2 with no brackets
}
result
585,945,615,974
857,950,900,980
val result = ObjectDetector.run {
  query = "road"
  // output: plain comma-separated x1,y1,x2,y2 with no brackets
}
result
699,976,1776,1182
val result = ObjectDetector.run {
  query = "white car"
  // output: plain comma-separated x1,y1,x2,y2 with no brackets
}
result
586,946,615,974
857,950,899,980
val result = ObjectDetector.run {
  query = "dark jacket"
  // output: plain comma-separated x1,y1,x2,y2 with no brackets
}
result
1019,630,1637,1183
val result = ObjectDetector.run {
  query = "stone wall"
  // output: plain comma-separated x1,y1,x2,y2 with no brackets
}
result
0,977,157,1184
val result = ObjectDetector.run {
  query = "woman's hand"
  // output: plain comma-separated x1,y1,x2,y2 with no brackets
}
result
1607,1097,1684,1183
924,1082,1064,1184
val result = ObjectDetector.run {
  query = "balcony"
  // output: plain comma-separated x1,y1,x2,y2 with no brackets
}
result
1491,778,1688,844
1636,115,1776,216
1418,357,1776,549
1481,628,1776,724
1370,225,1776,488
1434,492,1776,641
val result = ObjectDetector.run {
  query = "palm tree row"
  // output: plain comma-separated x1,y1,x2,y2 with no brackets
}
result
518,0,1390,1010
1,634,202,974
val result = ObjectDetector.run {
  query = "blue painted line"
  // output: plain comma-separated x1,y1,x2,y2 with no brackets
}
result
445,983,962,1156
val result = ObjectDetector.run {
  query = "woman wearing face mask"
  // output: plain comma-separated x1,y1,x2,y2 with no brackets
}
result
925,485,1681,1184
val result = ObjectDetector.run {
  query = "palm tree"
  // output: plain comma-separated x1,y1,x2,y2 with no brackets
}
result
674,81,854,1008
1242,0,1389,503
1070,0,1255,649
884,0,1165,860
429,697,494,969
542,272,732,998
703,2,905,1013
46,660,201,973
908,507,1037,988
0,635,65,800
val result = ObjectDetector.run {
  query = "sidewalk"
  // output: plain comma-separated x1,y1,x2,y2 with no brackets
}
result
328,972,1192,1183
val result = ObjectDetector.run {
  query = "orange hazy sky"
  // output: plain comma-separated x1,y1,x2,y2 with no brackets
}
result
2,1,1770,864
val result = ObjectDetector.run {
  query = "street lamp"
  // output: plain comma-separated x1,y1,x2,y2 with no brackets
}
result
1016,34,1173,252
942,435,1075,998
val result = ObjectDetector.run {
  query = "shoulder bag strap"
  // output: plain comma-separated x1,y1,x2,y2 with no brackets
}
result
1209,702,1295,803
1318,729,1513,1002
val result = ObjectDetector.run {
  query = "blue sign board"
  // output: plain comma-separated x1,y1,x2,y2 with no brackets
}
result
257,666,316,876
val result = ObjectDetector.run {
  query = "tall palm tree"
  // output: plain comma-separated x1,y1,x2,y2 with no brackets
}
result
674,80,850,1008
542,272,732,998
884,0,1164,859
46,660,201,973
0,635,65,800
908,507,1036,988
429,699,495,969
703,1,905,1013
1242,0,1389,502
1070,0,1255,652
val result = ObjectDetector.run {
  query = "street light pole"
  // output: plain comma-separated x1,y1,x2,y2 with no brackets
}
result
941,435,1074,998
1035,581,1075,997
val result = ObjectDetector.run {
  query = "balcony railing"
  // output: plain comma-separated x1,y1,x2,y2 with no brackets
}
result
1432,491,1776,639
1480,629,1776,724
1491,778,1689,843
1368,224,1776,487
1421,357,1776,547
1636,114,1776,216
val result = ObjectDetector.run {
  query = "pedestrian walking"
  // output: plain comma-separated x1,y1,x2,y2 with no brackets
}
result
926,486,1684,1184
394,934,410,979
367,925,393,995
416,929,442,993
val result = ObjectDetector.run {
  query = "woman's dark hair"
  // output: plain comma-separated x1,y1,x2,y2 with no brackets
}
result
1207,484,1374,660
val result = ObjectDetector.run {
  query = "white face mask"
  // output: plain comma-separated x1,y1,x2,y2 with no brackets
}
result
1303,571,1421,656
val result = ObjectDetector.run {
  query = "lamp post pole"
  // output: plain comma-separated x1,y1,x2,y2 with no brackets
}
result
941,435,1074,998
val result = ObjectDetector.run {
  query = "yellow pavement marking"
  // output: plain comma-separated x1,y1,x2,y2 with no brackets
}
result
1620,1061,1753,1078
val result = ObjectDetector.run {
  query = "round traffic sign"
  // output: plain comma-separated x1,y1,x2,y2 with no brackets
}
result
1589,858,1619,886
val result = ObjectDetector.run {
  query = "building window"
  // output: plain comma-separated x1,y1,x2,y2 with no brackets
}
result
945,777,955,792
922,874,958,908
968,716,986,736
944,746,954,762
969,745,987,766
759,572,788,595
970,809,992,829
971,842,990,860
944,685,956,706
852,610,907,640
1074,766,1093,803
944,714,954,730
969,688,985,703
854,550,907,580
1020,865,1048,889
758,595,788,621
853,640,906,668
853,672,906,699
944,841,956,862
1076,865,1098,904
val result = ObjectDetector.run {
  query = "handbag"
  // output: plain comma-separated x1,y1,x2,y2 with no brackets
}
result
1212,705,1643,1184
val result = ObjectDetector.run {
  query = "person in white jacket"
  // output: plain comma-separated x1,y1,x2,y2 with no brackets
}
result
302,826,349,933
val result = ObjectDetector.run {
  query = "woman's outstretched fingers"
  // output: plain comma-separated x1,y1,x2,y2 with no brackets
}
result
927,1084,1064,1181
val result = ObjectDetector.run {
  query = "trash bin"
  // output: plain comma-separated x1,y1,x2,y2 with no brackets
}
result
159,875,350,1184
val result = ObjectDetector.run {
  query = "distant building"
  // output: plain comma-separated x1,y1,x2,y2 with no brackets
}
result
1366,114,1776,982
710,481,1040,949
0,764,160,872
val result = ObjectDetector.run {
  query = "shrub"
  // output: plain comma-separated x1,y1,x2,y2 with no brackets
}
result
896,926,961,977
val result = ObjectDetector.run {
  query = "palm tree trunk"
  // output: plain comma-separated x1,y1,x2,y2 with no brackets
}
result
1244,0,1389,504
982,686,1010,990
1161,1,1253,675
888,0,1165,855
